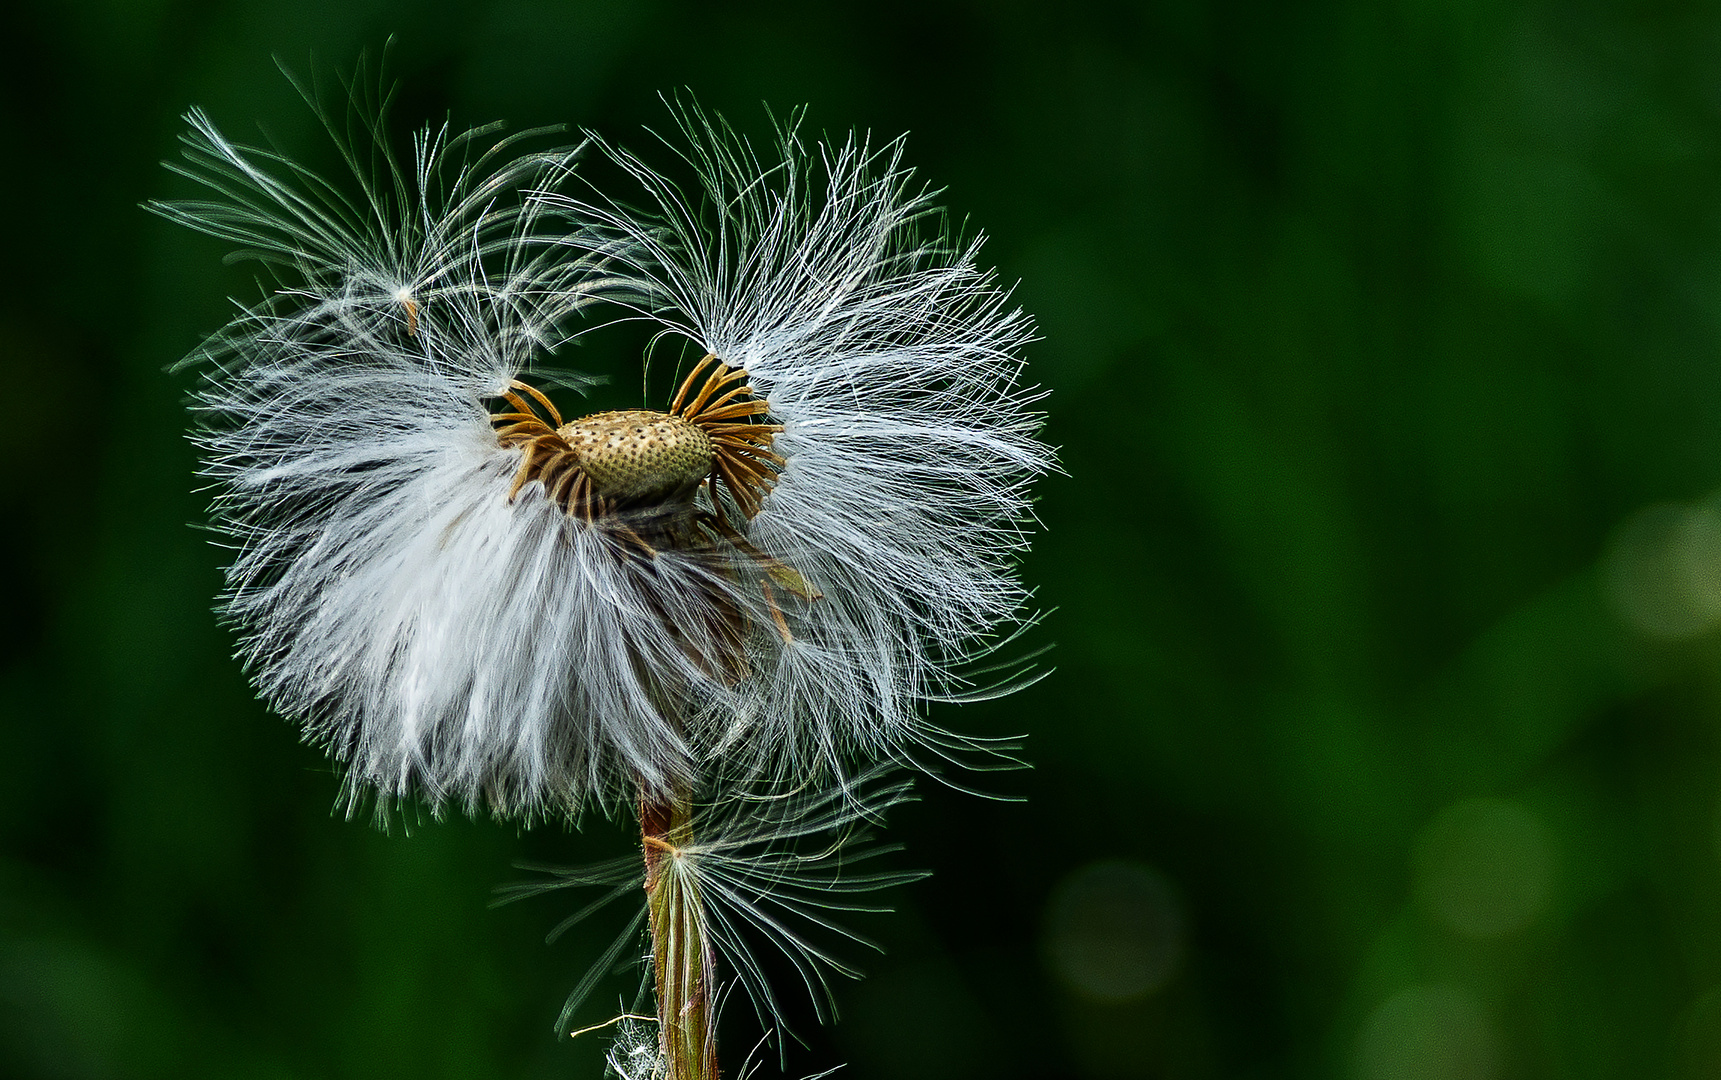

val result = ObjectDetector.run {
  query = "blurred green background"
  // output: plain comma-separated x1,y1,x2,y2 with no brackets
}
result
6,0,1721,1076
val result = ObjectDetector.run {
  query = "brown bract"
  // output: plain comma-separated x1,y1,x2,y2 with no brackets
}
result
493,355,785,529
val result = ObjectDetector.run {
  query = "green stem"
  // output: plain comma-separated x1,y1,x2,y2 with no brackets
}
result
641,788,717,1080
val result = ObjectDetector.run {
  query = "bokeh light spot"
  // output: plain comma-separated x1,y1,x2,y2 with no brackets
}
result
1412,797,1554,939
1043,859,1184,1003
1356,984,1496,1080
1604,501,1721,640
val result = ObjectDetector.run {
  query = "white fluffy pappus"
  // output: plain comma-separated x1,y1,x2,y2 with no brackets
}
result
546,104,1056,789
157,87,1051,822
154,87,723,818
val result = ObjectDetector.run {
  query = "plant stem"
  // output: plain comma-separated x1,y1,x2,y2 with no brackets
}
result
641,788,718,1080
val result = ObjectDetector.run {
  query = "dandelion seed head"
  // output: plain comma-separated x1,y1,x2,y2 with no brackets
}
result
158,78,1050,824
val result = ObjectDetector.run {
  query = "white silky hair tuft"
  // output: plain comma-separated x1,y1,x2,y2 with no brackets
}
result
158,82,1051,821
498,768,924,1045
156,81,762,819
543,103,1056,786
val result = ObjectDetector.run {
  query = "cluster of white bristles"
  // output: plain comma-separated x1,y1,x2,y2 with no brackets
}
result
156,92,1051,822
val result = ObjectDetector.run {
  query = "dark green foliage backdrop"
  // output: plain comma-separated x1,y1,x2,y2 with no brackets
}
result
5,0,1721,1076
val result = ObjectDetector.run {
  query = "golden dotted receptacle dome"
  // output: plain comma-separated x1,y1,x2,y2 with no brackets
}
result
558,410,715,505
